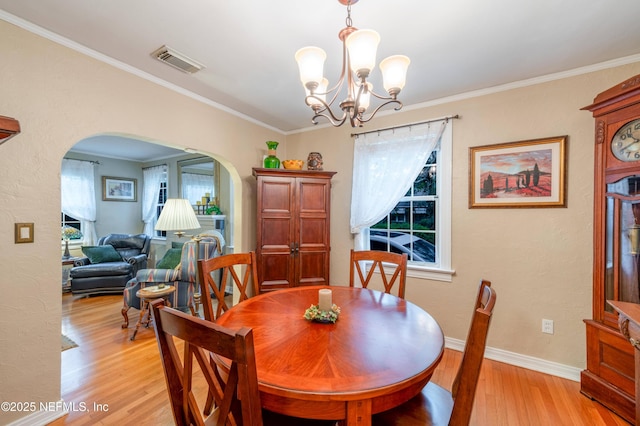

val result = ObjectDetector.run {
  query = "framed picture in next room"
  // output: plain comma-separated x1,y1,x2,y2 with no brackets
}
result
102,176,137,202
469,136,567,208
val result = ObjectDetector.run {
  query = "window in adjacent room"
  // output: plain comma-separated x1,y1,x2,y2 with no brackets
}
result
61,157,97,245
178,157,219,210
156,174,168,238
61,213,82,236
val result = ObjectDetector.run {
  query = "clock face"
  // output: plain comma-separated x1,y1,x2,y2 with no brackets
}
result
611,118,640,162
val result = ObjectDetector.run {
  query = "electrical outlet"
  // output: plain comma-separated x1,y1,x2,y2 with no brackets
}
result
542,319,554,334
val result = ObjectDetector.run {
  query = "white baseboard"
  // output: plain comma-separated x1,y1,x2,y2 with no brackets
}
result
6,400,67,426
445,337,582,382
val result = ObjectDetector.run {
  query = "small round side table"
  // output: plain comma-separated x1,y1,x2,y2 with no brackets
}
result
130,285,176,341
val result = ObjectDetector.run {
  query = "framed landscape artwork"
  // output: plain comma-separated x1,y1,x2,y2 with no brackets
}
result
102,176,137,202
469,136,567,208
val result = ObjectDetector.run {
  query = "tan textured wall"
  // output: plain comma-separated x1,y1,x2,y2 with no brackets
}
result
0,20,284,424
287,63,640,369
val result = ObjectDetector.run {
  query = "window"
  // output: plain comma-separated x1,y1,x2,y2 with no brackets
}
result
61,158,97,245
178,157,219,207
371,150,437,262
370,124,453,281
156,174,168,238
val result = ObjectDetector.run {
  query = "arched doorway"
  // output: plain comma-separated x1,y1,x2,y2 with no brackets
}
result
59,133,240,409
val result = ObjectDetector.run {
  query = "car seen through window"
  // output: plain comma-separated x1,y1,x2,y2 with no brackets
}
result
369,230,435,263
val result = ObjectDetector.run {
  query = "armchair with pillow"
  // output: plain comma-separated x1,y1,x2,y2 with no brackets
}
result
70,233,151,296
121,234,222,328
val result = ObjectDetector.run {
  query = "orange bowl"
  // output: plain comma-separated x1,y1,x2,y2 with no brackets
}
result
282,159,304,170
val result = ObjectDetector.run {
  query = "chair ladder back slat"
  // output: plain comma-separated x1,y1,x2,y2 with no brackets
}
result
235,331,263,425
198,258,218,322
156,325,189,424
215,267,233,318
182,343,195,424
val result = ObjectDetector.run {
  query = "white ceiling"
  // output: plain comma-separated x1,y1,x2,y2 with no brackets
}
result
2,0,640,160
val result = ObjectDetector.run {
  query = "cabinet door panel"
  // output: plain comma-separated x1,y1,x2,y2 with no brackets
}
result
261,180,294,213
261,218,291,248
298,179,330,213
260,253,293,290
299,218,327,246
297,251,329,286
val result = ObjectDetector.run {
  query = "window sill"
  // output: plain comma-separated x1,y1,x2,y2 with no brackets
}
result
406,264,455,282
369,262,455,282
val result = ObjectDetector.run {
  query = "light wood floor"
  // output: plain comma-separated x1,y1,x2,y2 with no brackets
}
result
49,293,630,425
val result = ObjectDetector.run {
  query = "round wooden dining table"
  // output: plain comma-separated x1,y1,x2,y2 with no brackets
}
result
215,285,445,425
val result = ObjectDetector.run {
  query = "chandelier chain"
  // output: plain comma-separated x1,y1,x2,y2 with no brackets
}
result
345,1,353,28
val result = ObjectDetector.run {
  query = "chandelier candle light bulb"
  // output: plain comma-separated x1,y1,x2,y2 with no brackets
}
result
319,289,332,312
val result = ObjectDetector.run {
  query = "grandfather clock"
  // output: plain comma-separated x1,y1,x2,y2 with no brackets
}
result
582,73,640,423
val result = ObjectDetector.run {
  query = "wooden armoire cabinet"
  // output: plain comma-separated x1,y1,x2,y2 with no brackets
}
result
253,168,336,292
581,73,640,424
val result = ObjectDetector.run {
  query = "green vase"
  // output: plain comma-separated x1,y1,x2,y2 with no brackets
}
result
264,141,280,168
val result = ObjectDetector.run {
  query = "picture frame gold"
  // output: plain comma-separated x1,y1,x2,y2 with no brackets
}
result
15,222,34,243
102,176,137,202
469,136,567,208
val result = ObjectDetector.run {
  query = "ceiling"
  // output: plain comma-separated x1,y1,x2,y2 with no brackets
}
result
2,0,640,160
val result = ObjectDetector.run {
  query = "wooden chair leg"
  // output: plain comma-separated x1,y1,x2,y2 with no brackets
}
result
121,306,130,328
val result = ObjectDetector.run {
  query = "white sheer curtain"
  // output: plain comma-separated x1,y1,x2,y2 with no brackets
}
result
350,120,448,250
61,159,98,245
141,165,166,236
182,173,214,205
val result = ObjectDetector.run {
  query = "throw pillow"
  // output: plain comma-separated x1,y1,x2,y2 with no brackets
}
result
82,245,122,264
171,241,185,250
156,248,182,269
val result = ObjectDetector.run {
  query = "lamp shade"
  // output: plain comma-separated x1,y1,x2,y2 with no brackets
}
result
295,46,326,87
345,29,380,77
380,55,410,94
155,198,200,231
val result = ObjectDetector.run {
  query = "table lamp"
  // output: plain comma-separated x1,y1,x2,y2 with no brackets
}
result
155,198,200,238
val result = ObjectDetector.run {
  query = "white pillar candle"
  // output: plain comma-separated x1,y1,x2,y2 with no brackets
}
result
318,289,332,311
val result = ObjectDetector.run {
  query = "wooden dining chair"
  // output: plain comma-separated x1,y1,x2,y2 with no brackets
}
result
198,251,259,321
350,249,408,299
150,298,263,425
150,299,337,426
373,279,497,426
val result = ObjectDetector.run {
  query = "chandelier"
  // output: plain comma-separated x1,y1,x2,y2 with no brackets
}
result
295,0,410,128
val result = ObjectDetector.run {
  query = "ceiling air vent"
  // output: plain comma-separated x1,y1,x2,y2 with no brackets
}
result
151,45,204,74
